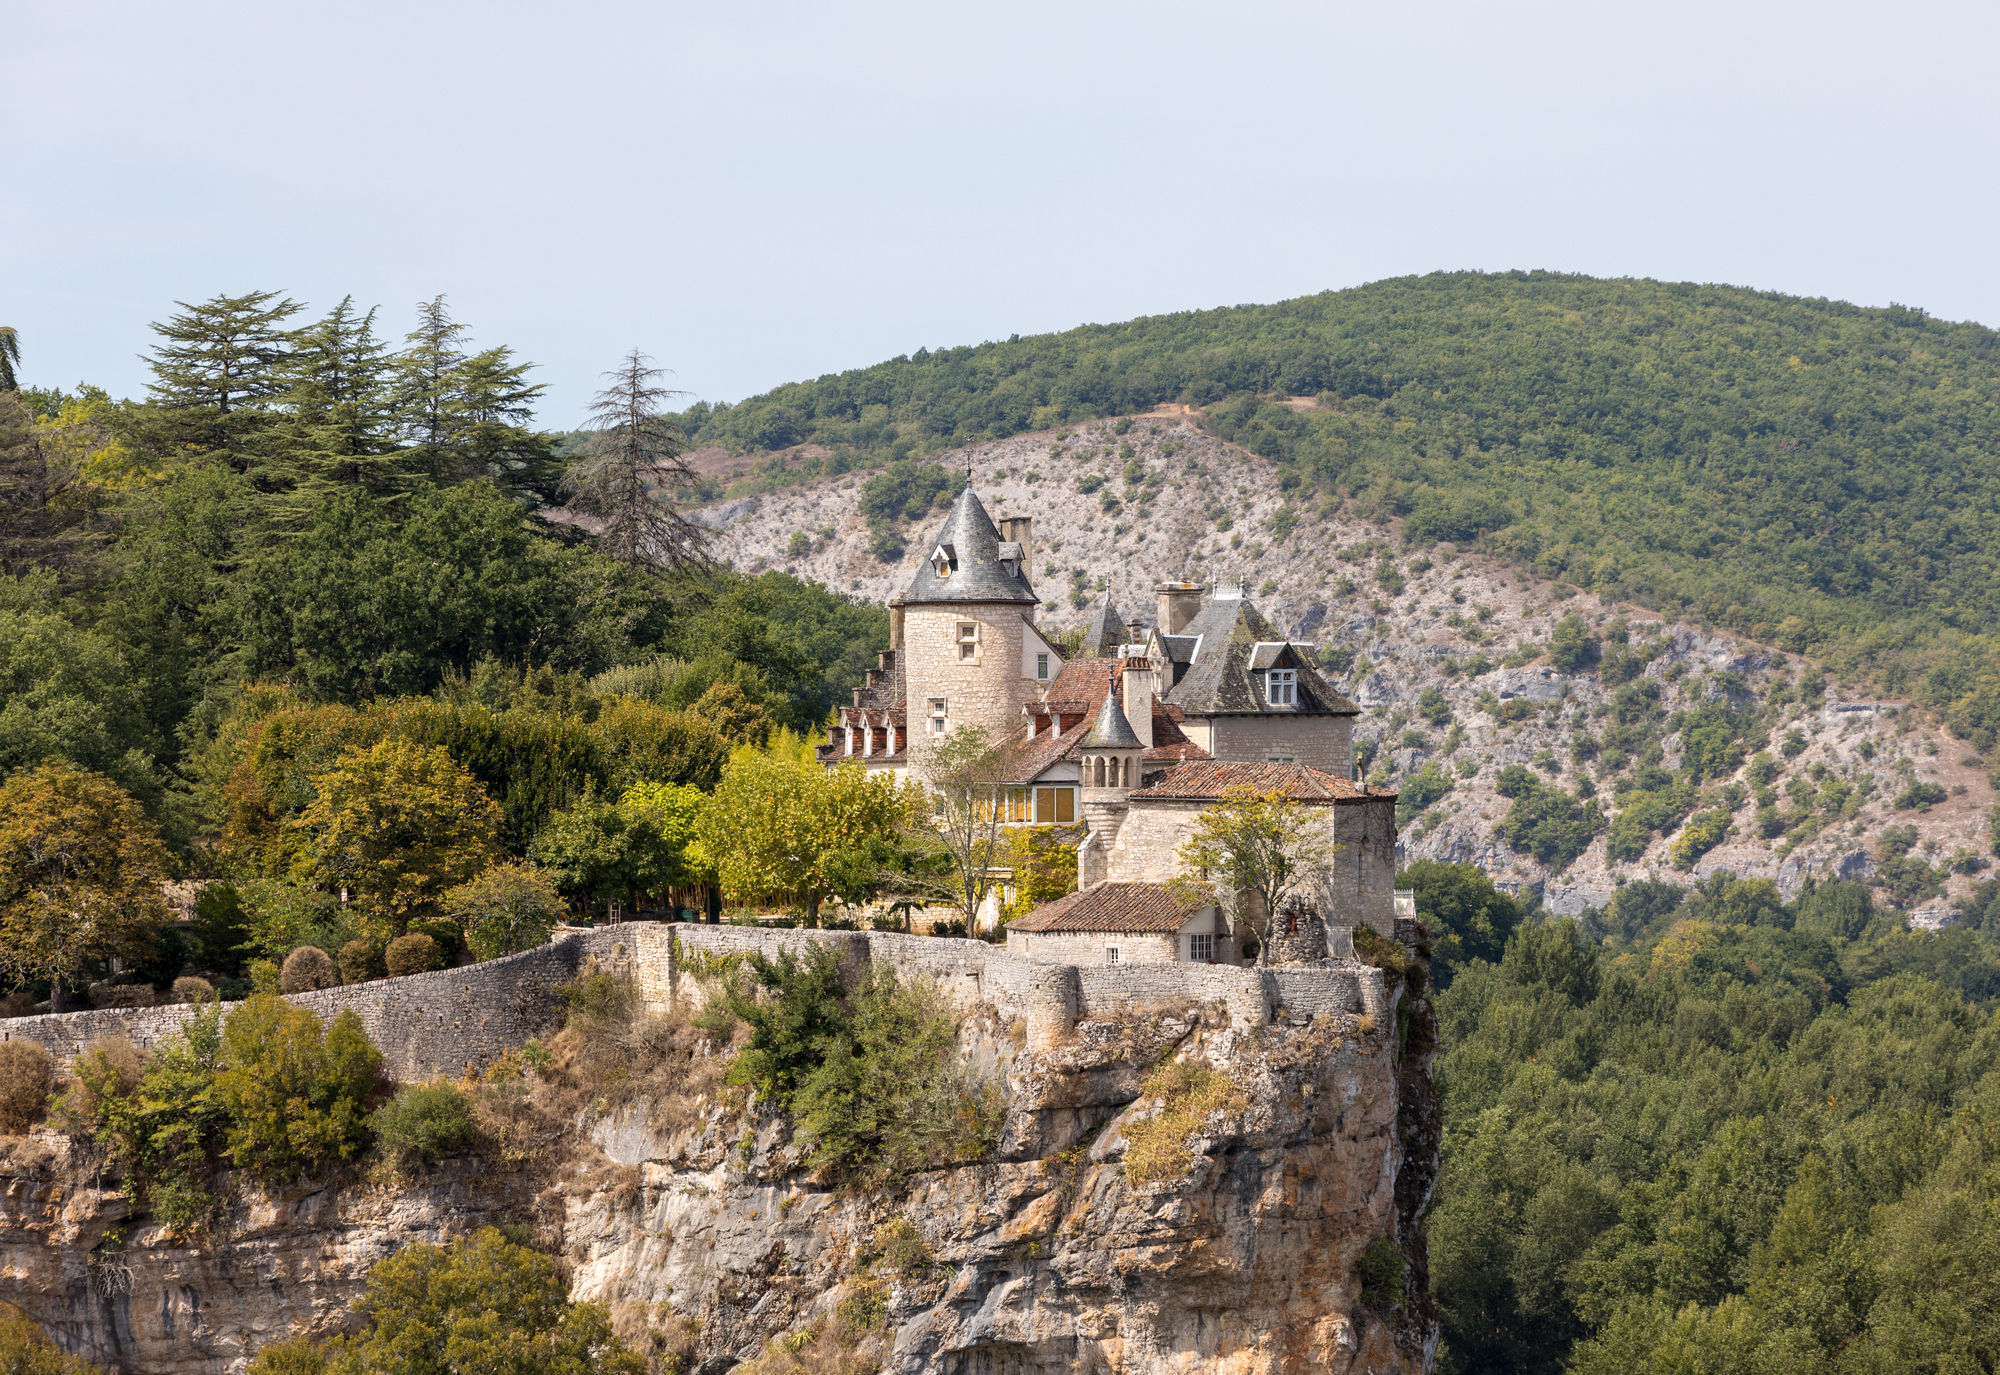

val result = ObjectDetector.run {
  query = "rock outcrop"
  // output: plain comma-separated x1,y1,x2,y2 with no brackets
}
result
0,933,1438,1375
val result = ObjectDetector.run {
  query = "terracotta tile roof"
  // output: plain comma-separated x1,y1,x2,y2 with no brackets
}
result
1128,760,1390,802
1009,881,1205,933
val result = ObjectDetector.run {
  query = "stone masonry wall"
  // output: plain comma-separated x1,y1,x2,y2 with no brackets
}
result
2,922,1385,1084
901,603,1032,752
1182,713,1353,776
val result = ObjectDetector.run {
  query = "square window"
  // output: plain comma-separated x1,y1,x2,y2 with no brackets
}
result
1267,669,1297,706
1105,946,1121,964
1189,933,1213,962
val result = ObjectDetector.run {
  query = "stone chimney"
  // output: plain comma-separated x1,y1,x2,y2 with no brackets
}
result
1154,580,1202,636
1119,653,1155,748
996,516,1034,580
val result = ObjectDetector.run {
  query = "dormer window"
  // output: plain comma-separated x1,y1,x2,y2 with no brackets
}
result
930,543,957,579
1267,668,1297,707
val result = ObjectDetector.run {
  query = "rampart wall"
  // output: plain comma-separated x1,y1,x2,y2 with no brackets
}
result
2,923,1389,1076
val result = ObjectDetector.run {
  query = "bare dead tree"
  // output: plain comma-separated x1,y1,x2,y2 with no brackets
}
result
563,349,709,570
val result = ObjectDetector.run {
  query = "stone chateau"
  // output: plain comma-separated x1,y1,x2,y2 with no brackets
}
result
819,485,1405,963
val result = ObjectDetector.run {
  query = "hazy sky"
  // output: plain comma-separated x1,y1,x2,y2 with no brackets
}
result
9,0,1997,427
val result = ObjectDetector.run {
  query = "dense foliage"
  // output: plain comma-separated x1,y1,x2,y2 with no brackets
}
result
245,1227,643,1375
676,271,2000,722
1427,862,2000,1374
719,947,1004,1180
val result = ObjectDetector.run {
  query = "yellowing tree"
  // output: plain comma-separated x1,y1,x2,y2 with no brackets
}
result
292,737,501,939
0,762,171,1009
695,751,906,922
1176,785,1337,965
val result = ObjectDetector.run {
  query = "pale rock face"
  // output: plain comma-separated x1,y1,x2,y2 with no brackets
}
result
1,989,1439,1375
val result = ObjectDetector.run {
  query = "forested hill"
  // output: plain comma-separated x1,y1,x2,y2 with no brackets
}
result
681,272,2000,736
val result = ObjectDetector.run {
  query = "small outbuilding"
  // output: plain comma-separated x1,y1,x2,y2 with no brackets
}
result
1005,880,1234,966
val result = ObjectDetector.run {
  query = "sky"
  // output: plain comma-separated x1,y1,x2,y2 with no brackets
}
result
8,0,1998,427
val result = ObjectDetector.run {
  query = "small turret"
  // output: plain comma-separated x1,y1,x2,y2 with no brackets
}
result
1079,674,1142,792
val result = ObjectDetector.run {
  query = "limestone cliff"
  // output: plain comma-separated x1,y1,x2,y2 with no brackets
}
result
0,931,1438,1375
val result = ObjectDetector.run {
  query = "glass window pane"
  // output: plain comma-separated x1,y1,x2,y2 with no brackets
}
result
1056,788,1075,823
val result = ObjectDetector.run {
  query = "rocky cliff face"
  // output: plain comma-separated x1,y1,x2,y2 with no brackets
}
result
704,415,1994,921
1,954,1438,1375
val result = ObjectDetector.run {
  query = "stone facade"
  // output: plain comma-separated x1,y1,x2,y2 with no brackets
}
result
901,602,1034,753
1179,711,1353,775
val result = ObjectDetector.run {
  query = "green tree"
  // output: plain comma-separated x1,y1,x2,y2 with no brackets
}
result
272,296,405,507
444,861,565,959
0,327,17,392
695,750,907,922
212,995,381,1180
1397,860,1524,988
0,763,171,1009
0,606,159,800
1176,785,1337,965
562,350,708,570
138,289,301,476
292,737,503,940
326,1227,642,1375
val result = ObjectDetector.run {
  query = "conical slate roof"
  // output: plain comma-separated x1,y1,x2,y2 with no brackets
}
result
901,487,1040,605
1081,677,1142,749
1078,593,1127,657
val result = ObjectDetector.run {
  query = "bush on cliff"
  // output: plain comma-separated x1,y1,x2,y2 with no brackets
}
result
213,995,382,1181
720,948,1002,1180
369,1082,476,1169
0,1302,105,1375
792,966,1006,1181
0,1041,54,1135
244,1227,644,1375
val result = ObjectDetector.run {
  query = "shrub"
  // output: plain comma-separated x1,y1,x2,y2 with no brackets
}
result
384,933,440,978
1357,1237,1406,1313
1670,809,1733,869
1895,780,1949,811
790,967,1006,1181
253,1228,643,1375
213,996,382,1180
370,1082,477,1167
1123,1061,1244,1185
169,976,215,1005
281,946,338,993
558,962,636,1028
339,939,385,984
0,1302,102,1375
0,1042,53,1135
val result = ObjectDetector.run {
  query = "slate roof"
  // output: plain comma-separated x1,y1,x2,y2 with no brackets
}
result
901,487,1040,605
1128,760,1387,802
1080,688,1142,749
1077,594,1130,657
1009,881,1206,933
1160,594,1357,717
